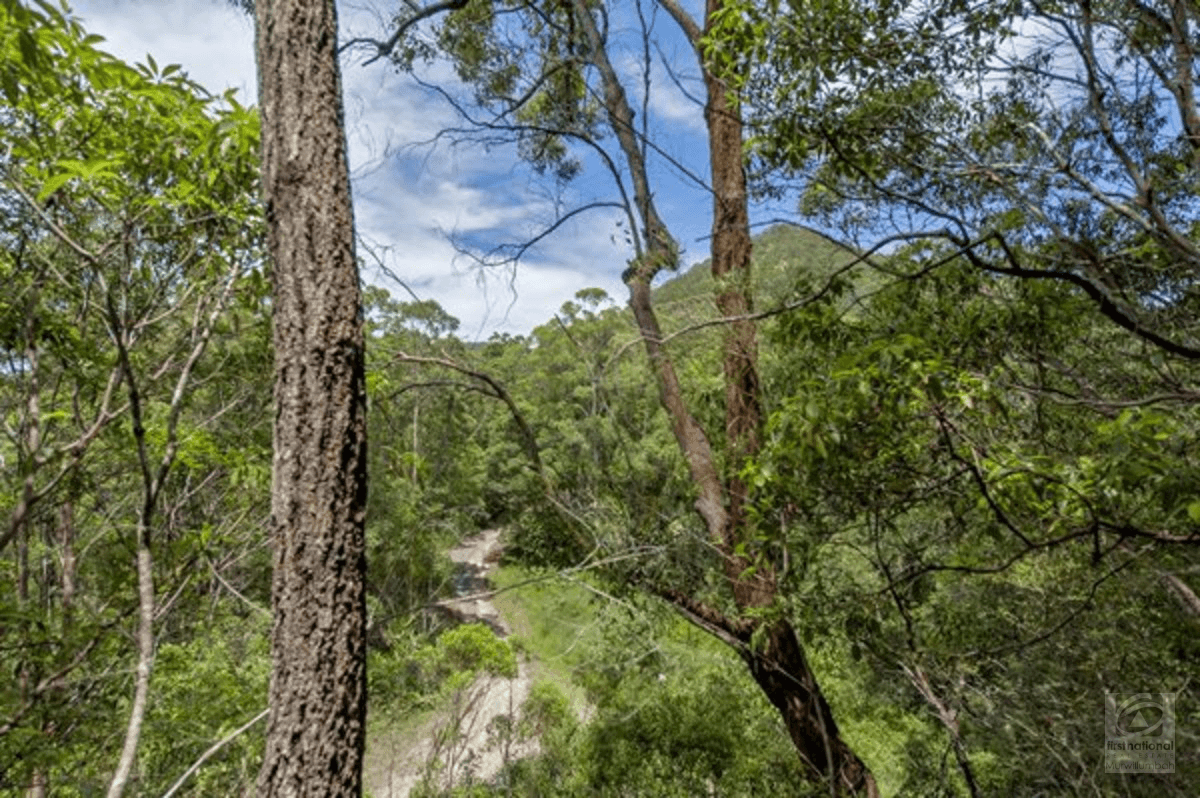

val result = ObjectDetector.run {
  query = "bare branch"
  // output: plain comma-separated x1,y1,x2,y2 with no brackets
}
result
656,0,702,47
393,351,543,472
900,663,981,798
1161,571,1200,620
339,0,470,64
159,708,269,798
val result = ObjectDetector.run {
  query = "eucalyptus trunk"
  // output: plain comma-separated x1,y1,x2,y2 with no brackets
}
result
576,0,880,791
701,3,876,793
255,0,370,794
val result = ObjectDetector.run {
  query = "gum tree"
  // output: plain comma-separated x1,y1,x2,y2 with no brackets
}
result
254,0,370,794
716,0,1200,791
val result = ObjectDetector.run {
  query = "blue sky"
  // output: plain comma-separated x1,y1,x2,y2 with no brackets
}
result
68,0,788,339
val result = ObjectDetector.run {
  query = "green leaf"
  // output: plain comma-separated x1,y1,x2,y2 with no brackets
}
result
36,172,73,202
1,73,18,105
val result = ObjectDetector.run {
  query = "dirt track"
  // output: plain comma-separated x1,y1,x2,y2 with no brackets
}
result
365,530,535,797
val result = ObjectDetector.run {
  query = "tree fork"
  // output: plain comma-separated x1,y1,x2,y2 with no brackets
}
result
659,0,879,792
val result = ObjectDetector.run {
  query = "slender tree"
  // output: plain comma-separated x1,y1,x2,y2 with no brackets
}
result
254,0,370,794
2,5,265,792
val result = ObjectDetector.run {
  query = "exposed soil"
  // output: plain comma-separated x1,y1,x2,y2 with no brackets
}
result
365,529,536,798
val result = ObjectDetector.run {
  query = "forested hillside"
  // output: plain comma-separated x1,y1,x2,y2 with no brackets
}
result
2,0,1198,796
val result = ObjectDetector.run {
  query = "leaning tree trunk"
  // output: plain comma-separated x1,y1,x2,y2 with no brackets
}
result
255,0,370,795
699,3,877,795
573,0,880,792
748,618,879,796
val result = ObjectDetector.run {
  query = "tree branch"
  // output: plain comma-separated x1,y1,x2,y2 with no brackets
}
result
339,0,470,64
159,708,269,798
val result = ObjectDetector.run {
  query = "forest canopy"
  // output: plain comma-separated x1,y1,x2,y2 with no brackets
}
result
1,0,1198,796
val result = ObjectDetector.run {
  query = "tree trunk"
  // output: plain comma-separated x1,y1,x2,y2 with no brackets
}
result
611,1,876,792
702,0,759,546
106,540,154,798
255,0,370,794
747,619,879,797
699,6,875,794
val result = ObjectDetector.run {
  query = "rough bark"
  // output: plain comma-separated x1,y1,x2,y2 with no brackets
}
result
694,8,874,792
662,586,879,796
701,0,760,542
255,0,370,794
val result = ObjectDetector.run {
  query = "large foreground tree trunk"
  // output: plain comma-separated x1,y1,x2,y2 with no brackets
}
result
255,0,370,795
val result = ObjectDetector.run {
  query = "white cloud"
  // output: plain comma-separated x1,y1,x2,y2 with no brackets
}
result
72,0,257,102
353,154,631,339
67,0,635,339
